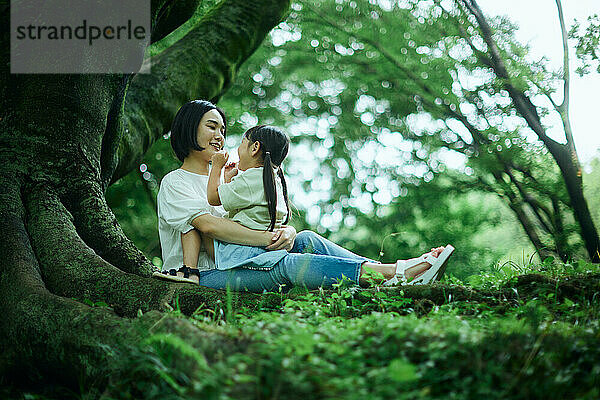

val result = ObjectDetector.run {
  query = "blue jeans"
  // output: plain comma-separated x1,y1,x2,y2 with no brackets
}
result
198,231,371,292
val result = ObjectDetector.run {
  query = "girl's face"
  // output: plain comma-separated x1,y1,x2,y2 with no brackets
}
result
237,136,261,171
194,109,225,163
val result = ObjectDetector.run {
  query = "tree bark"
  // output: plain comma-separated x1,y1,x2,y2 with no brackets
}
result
0,0,291,392
460,0,600,262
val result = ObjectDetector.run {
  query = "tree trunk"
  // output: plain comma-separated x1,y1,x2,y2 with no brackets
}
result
461,0,600,263
0,0,291,392
491,172,555,261
551,147,600,262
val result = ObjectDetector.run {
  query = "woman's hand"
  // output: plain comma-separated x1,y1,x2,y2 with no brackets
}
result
266,225,296,251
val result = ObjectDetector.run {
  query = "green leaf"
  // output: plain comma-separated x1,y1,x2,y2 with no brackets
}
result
388,358,418,382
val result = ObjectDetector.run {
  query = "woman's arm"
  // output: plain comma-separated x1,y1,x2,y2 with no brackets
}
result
191,214,295,250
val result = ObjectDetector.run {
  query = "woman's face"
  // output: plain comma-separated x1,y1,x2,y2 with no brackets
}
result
194,109,225,162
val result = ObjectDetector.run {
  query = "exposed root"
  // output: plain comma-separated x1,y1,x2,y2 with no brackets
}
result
0,180,257,393
24,185,176,316
0,180,132,383
63,181,154,277
511,272,600,301
24,185,276,317
378,284,518,307
175,284,282,316
377,272,600,307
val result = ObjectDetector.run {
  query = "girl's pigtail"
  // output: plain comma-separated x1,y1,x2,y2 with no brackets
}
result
277,167,290,225
263,151,278,231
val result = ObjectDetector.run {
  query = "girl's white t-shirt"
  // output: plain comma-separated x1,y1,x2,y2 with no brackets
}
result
157,168,226,272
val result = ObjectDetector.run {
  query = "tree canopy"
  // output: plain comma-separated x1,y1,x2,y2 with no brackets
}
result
217,0,599,262
109,0,599,277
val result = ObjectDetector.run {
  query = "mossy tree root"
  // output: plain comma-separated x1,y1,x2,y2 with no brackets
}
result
385,284,519,307
510,272,600,300
24,184,278,318
0,184,139,384
65,181,155,277
0,180,269,392
379,272,600,308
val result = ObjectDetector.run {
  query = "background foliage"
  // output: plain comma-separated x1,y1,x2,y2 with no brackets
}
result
107,0,599,281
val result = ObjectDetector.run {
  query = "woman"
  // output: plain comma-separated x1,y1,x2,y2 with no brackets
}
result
155,100,452,292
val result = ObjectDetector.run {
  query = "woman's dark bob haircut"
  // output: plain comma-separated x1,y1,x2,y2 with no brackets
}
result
170,100,227,162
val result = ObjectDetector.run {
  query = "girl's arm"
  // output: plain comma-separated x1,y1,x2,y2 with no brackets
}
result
207,151,227,206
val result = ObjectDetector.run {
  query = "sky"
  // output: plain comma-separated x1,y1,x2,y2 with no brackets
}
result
477,0,600,165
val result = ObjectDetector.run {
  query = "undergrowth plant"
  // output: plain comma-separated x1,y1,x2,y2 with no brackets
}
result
14,260,600,400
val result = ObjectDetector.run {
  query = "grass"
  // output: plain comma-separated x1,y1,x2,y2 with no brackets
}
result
8,259,600,399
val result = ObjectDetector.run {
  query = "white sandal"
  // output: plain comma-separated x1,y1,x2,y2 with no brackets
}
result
384,245,455,286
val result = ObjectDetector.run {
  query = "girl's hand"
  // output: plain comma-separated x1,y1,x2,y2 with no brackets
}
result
224,161,238,183
211,150,229,169
266,226,296,251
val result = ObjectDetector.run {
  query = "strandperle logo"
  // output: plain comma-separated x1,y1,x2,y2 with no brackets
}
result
15,19,147,46
11,0,150,74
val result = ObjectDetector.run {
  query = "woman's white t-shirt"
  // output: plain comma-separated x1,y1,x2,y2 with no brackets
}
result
157,168,226,272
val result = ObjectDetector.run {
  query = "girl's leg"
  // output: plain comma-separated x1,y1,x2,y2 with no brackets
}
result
182,229,202,267
181,229,202,283
201,232,215,262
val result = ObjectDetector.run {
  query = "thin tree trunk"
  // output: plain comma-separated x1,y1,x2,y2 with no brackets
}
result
493,175,555,261
461,0,600,262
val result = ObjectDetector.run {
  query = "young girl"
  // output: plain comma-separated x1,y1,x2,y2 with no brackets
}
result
181,125,292,275
180,124,454,290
